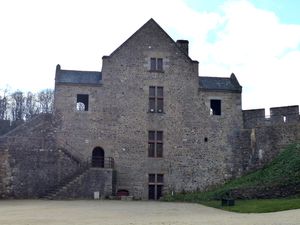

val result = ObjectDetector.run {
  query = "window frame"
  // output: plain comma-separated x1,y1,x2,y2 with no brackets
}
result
149,86,164,113
150,57,164,72
148,173,164,200
148,130,163,158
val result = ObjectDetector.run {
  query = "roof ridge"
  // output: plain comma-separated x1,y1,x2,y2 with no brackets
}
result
108,18,195,63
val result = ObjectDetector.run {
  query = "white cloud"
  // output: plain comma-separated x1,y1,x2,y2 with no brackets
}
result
192,0,300,109
0,0,299,110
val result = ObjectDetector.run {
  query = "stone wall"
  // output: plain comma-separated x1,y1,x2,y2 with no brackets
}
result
54,20,243,199
243,105,299,129
0,150,10,198
54,168,116,199
0,114,81,199
0,120,24,136
230,183,300,199
233,106,300,175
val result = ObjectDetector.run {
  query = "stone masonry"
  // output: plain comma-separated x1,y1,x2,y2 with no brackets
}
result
0,19,299,200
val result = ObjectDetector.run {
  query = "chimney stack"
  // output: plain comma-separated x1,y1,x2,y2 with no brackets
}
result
176,40,189,55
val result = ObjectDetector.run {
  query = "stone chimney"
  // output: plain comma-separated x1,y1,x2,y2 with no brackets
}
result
176,40,189,55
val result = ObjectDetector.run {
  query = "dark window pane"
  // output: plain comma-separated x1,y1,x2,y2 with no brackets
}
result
157,185,163,199
156,131,163,141
157,87,163,97
157,58,163,71
149,174,156,183
149,99,155,112
156,143,163,157
148,131,155,141
148,185,155,200
157,174,164,183
210,99,221,115
149,86,156,97
148,143,155,157
157,99,163,113
77,94,89,111
150,58,156,70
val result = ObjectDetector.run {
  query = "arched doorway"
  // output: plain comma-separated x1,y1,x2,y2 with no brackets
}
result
92,147,104,168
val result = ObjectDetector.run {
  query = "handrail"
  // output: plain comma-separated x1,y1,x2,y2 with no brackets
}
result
86,156,114,169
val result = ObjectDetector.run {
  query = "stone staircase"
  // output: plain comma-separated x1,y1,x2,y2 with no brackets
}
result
41,166,115,200
41,165,91,200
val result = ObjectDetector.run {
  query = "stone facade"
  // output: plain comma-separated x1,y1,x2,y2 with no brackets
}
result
0,19,299,200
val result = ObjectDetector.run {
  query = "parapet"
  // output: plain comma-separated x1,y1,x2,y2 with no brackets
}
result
243,105,299,129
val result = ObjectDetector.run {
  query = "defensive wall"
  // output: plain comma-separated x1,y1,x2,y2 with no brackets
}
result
232,105,300,176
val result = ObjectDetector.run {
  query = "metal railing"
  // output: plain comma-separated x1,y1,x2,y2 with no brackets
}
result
89,156,114,169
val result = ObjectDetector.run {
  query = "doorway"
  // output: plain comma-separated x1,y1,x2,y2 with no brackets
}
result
92,147,105,167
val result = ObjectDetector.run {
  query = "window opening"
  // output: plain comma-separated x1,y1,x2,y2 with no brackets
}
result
148,174,164,200
283,116,287,123
150,58,163,71
76,94,89,111
210,99,221,115
204,137,208,142
148,130,163,158
149,86,163,113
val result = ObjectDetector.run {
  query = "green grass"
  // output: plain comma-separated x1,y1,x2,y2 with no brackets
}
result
163,143,300,213
200,198,300,213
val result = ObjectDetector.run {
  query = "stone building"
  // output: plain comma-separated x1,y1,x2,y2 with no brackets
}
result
0,19,299,200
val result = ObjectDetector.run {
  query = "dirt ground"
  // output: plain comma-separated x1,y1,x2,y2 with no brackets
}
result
0,200,299,225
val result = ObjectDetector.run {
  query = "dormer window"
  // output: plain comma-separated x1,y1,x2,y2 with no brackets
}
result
150,58,163,72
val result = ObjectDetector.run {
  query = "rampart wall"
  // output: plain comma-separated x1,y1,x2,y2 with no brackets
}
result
232,105,300,176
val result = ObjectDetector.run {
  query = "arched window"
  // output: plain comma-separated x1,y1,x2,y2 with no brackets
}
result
92,147,104,168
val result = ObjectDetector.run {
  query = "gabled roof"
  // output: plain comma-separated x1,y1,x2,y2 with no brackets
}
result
199,73,242,93
55,65,102,85
108,18,197,63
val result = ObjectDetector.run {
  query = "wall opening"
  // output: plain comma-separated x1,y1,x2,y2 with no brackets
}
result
148,174,164,200
283,116,287,123
76,94,89,111
92,147,104,168
204,137,208,142
210,99,221,115
116,189,129,197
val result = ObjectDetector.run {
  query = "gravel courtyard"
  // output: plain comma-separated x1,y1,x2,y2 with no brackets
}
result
0,200,299,225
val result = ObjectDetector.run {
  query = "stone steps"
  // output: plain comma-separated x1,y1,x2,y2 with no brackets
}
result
41,167,90,200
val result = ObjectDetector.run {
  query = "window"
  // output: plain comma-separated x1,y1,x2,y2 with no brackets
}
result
149,86,163,113
148,131,163,157
148,174,164,200
210,99,221,115
76,94,89,111
150,58,163,71
283,116,287,123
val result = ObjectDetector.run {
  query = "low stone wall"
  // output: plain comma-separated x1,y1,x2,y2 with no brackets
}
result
0,150,10,198
231,184,300,199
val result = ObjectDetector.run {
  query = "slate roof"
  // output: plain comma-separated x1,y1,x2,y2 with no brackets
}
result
199,73,242,93
55,65,102,85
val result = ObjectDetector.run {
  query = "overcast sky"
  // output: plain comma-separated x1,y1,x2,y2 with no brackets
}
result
0,0,299,111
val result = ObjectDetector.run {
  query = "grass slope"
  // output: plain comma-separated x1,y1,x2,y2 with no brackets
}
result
163,143,300,212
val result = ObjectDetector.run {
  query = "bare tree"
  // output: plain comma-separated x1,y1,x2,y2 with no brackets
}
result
25,91,38,120
0,89,9,120
11,91,25,121
37,89,54,114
